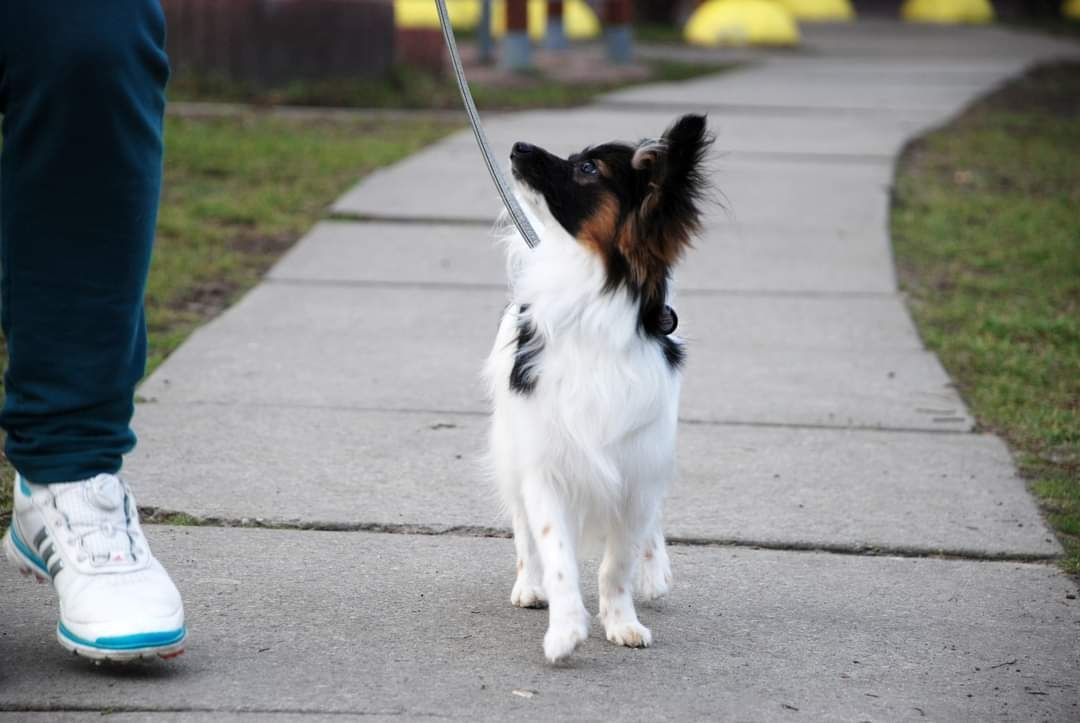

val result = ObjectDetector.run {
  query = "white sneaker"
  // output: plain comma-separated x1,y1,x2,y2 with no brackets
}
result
3,473,186,661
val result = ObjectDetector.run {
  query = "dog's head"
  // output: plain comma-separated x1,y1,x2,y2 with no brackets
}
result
510,114,712,300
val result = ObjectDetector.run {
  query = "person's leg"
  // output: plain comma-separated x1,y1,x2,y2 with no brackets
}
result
0,0,185,662
0,0,168,482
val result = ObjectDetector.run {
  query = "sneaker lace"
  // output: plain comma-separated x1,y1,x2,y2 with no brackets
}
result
49,474,143,567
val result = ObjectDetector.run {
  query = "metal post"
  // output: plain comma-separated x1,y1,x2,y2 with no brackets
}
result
604,0,633,65
545,1,569,50
501,0,532,71
478,0,494,64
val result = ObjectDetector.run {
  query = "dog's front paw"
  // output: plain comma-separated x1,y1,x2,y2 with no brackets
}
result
543,608,589,663
605,620,652,648
511,576,548,608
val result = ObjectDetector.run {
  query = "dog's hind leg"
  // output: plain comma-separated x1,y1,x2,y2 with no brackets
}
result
599,520,653,648
510,505,547,609
634,520,672,601
521,470,589,663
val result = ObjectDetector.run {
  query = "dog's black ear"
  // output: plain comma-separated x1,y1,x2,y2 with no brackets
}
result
632,114,712,258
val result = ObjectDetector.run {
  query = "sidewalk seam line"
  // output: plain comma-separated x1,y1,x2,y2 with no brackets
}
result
136,508,1060,565
326,212,493,227
0,704,445,717
596,99,969,117
134,399,974,436
264,275,900,299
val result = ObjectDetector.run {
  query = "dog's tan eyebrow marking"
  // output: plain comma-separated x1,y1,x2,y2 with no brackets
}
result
577,194,620,255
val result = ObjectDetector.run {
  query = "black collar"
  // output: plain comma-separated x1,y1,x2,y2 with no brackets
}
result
659,305,678,336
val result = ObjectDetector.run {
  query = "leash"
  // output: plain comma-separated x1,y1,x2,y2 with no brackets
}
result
434,0,541,249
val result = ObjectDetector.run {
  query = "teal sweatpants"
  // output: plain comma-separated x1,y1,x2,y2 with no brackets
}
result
0,0,169,483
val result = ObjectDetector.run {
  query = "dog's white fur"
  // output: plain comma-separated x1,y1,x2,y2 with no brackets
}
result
484,180,678,663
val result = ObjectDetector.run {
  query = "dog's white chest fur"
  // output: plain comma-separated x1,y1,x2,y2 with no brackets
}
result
488,289,679,503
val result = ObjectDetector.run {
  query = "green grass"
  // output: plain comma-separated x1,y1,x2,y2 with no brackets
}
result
635,23,686,45
0,113,457,525
891,62,1080,574
169,60,733,111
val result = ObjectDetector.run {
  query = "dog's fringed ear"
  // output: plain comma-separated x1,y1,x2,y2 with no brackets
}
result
634,114,713,257
632,138,667,171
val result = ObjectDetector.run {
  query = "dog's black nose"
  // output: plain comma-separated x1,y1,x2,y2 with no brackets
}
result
511,142,534,158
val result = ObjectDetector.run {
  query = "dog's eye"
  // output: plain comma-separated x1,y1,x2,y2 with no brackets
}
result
579,160,598,176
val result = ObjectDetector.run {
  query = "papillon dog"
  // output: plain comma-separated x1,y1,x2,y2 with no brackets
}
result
484,114,712,662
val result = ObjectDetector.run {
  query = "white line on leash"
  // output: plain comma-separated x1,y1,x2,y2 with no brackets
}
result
434,0,541,250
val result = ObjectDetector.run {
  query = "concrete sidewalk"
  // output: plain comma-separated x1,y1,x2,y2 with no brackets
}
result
3,22,1079,721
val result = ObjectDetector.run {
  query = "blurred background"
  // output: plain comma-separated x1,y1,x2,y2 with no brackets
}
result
162,0,1080,109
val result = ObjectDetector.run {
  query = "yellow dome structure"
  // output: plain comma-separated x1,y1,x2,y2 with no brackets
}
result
492,0,602,41
776,0,855,21
901,0,994,24
685,0,801,47
394,0,482,31
1064,0,1080,20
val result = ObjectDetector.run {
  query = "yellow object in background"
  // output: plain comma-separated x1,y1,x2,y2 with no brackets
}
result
394,0,481,31
901,0,994,24
1064,0,1080,20
491,0,602,40
685,0,801,47
776,0,854,21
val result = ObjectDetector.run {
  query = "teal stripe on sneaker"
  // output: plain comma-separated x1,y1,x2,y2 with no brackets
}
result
58,623,187,651
9,525,49,575
18,475,31,497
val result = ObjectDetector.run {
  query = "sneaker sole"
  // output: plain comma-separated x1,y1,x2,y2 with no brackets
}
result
57,624,187,662
5,528,187,662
